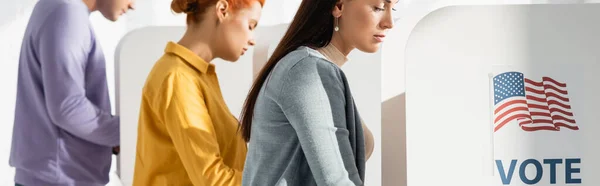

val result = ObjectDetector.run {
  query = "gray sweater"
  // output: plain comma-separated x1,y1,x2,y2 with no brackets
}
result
242,46,365,186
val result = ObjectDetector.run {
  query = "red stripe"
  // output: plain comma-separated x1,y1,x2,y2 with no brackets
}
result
518,117,576,124
528,104,573,112
495,113,530,132
519,119,553,126
526,95,547,103
525,87,545,94
494,100,528,114
518,116,575,124
549,108,574,116
519,119,532,125
525,78,543,86
521,125,559,131
546,92,570,102
543,77,567,87
495,107,529,123
526,95,572,107
532,119,553,123
551,115,576,123
530,112,551,117
526,113,575,123
528,104,550,111
525,85,569,98
543,84,568,95
554,122,580,130
548,100,572,109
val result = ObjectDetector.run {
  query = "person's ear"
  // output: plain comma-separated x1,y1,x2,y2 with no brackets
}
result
215,0,230,23
332,0,344,18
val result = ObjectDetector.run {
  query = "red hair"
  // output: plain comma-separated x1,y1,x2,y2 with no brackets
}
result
171,0,265,24
229,0,265,10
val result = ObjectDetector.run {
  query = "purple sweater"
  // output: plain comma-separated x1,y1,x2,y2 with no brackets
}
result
10,0,120,185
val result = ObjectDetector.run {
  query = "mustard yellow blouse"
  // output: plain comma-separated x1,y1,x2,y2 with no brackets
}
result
133,42,247,186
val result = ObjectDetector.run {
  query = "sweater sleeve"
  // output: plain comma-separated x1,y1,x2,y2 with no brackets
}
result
39,3,119,147
278,57,363,186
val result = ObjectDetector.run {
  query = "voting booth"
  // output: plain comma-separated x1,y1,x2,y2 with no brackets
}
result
405,4,600,186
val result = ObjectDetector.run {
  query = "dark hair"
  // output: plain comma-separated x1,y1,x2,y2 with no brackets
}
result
239,0,339,142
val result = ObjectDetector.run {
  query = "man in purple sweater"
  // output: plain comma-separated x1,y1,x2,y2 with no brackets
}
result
10,0,135,185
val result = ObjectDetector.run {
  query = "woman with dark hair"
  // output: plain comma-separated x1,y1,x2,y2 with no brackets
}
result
239,0,396,185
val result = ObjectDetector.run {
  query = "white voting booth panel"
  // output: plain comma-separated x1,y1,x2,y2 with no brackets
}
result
405,4,600,186
254,23,384,186
115,26,254,186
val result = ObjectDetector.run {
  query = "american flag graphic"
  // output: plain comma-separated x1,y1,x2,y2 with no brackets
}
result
493,72,579,132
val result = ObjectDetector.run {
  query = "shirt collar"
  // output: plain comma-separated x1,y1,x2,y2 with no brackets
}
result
164,41,212,73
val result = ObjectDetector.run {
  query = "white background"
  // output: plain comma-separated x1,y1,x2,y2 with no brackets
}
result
2,0,600,185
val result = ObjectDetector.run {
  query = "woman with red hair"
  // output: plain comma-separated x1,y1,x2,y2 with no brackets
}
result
132,0,265,185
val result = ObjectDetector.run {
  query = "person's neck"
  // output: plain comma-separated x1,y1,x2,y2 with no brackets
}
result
329,33,353,56
82,0,96,12
317,43,348,67
177,26,216,62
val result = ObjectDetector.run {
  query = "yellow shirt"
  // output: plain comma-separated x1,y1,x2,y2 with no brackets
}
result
133,42,247,186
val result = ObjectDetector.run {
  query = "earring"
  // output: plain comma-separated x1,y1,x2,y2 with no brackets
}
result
334,17,339,32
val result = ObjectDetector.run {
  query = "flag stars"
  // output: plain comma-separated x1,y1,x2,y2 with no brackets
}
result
494,72,527,104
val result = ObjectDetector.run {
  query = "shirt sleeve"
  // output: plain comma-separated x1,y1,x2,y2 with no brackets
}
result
160,72,241,186
39,4,119,147
278,58,363,186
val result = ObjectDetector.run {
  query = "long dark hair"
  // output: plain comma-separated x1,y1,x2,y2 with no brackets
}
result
239,0,339,141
